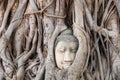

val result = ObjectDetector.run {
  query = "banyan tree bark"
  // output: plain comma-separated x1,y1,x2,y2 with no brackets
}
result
0,0,28,79
0,0,15,36
0,0,119,80
67,0,90,79
114,0,120,17
45,0,67,79
0,0,5,28
45,0,90,80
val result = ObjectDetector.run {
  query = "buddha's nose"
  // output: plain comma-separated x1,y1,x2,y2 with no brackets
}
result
63,50,72,62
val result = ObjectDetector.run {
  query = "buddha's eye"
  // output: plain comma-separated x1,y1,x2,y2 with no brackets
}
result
71,49,76,53
59,48,65,53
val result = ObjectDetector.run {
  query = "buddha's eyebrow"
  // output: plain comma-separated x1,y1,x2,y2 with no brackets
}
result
70,47,75,49
59,47,64,50
70,48,76,51
70,47,78,51
59,46,65,49
71,46,77,49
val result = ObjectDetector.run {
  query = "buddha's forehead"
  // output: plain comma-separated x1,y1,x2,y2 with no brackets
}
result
56,41,78,49
55,35,79,47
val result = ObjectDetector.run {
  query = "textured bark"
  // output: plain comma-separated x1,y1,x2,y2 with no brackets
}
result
114,0,120,17
0,0,119,80
0,0,15,36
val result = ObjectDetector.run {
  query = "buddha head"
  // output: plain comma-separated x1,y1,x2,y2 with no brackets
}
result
55,29,79,69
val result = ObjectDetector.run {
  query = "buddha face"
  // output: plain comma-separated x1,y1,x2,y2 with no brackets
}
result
55,40,78,69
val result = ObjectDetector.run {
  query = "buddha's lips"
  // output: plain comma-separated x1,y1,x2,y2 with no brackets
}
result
62,61,73,64
62,62,72,69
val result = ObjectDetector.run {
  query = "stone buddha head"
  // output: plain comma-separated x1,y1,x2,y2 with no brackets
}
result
55,29,79,69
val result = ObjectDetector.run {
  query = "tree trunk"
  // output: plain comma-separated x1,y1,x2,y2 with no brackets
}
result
0,0,119,80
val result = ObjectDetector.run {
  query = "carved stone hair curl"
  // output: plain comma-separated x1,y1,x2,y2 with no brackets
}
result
55,29,79,48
